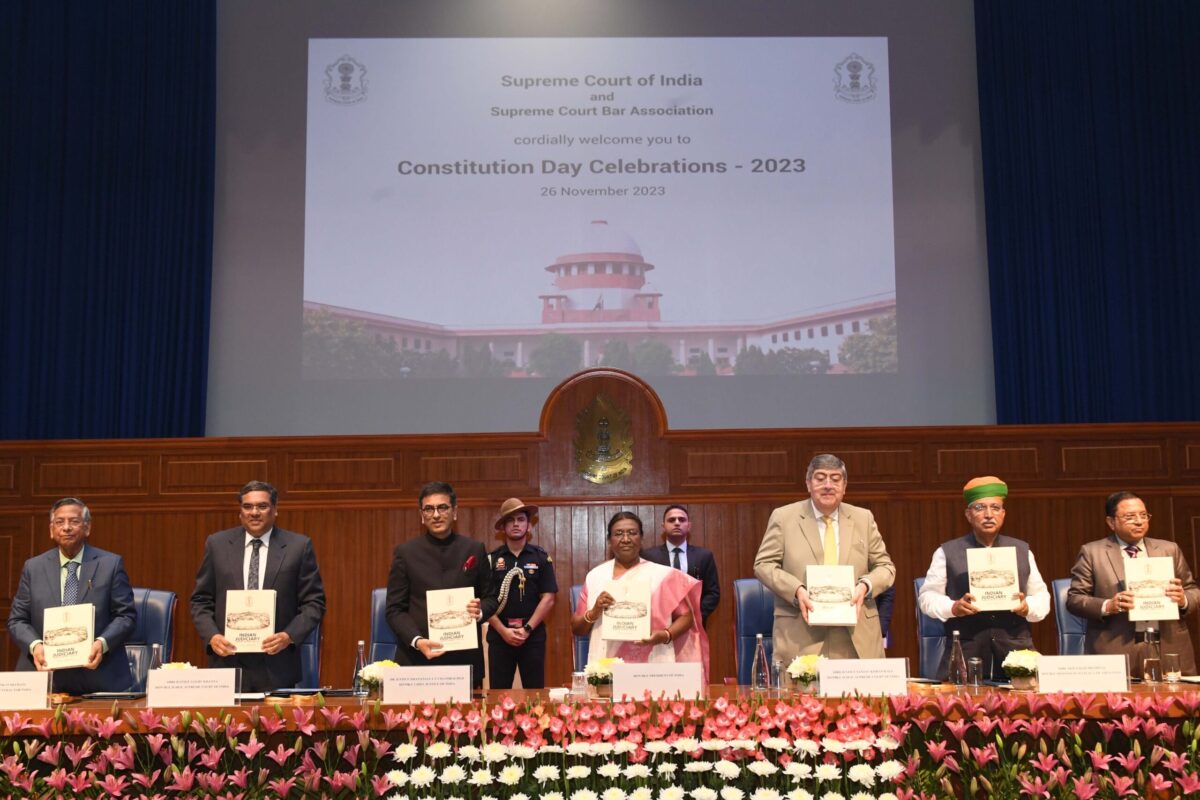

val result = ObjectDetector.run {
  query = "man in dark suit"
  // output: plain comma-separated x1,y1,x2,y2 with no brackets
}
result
386,481,497,688
642,505,720,624
190,481,326,692
8,497,136,694
1068,490,1199,677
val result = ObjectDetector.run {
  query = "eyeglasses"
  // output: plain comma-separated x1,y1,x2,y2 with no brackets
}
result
51,518,86,530
241,503,273,513
969,503,1006,515
1114,512,1151,523
421,504,454,516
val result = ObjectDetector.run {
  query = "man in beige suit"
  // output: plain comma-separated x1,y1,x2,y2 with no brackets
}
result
753,454,896,664
1067,490,1199,677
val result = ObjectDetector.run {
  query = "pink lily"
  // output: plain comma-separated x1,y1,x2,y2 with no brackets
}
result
1178,772,1200,794
235,735,265,759
267,776,298,795
1108,774,1136,796
1071,775,1100,800
291,707,317,736
96,773,129,796
164,766,196,792
265,742,297,766
1113,751,1144,772
1017,773,1051,798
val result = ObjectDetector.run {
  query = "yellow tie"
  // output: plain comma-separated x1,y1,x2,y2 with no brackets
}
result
822,515,837,565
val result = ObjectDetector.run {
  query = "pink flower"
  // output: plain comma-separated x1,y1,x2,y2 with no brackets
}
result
1114,715,1143,738
1017,773,1051,798
2,712,31,735
44,768,69,791
325,770,359,791
93,715,121,738
926,741,952,763
1113,751,1145,772
943,719,970,740
65,770,94,794
0,755,25,781
1109,774,1137,796
96,773,129,796
236,736,265,759
164,766,196,792
131,769,162,788
1071,775,1100,800
265,743,296,767
1162,749,1190,774
970,743,998,767
1086,751,1114,771
65,740,95,767
319,706,349,728
973,716,999,737
268,776,298,795
291,708,317,736
1148,772,1173,792
196,771,225,793
1178,772,1200,794
198,746,226,769
259,714,287,736
37,741,63,766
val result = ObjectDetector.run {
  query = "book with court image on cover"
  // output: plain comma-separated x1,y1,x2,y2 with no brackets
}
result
224,590,276,653
43,603,95,669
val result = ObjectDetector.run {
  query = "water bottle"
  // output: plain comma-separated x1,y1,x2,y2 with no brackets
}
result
772,658,784,695
149,642,163,672
353,640,368,696
751,633,771,691
1142,628,1162,683
948,630,968,686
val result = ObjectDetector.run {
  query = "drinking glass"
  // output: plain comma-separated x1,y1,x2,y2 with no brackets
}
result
1143,656,1162,684
1164,653,1182,683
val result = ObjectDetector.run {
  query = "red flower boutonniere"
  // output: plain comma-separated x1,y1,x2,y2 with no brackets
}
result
463,556,477,572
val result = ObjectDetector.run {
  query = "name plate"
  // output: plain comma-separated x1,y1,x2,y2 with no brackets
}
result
817,657,908,697
147,668,237,708
1037,655,1128,693
0,672,49,710
612,662,703,700
381,665,471,704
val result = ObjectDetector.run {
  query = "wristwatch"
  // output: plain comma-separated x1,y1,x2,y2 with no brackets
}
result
522,623,533,633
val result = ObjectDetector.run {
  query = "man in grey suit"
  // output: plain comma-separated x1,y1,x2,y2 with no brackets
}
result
642,505,720,624
7,497,136,694
753,454,895,664
1067,490,1199,677
190,481,326,692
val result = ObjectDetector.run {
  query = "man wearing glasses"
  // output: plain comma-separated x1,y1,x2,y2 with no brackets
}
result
191,481,326,692
918,476,1049,681
754,454,895,664
8,497,137,694
1068,490,1199,677
386,481,497,688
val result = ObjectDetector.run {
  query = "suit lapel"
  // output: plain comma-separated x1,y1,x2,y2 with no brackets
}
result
262,530,286,589
77,546,99,602
837,505,854,564
1102,538,1125,586
41,550,62,605
797,504,824,562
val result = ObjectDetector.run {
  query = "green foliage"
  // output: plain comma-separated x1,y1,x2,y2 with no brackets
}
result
838,312,898,373
688,351,718,376
768,347,829,374
598,340,634,371
734,345,769,375
302,308,456,378
528,333,583,378
632,339,676,376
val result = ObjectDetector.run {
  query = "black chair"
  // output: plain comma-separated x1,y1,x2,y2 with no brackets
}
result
913,577,946,679
369,587,398,663
1052,577,1087,655
732,578,774,685
295,622,322,688
126,587,177,692
569,585,590,671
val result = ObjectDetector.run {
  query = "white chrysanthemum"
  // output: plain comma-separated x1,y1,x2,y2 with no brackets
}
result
439,764,467,784
409,766,436,788
629,788,653,800
784,762,813,780
786,791,814,800
509,744,537,760
876,760,904,781
426,741,453,759
385,793,407,800
568,742,593,757
719,788,744,800
498,765,524,786
849,793,874,800
387,769,409,787
656,762,678,776
544,793,565,800
593,743,615,758
820,738,846,754
601,788,627,800
645,741,672,756
482,743,508,763
843,739,871,753
469,769,494,786
683,761,713,773
814,764,841,781
658,787,685,800
748,761,779,777
598,763,622,779
691,788,718,800
847,764,875,786
541,745,565,755
731,739,757,752
673,738,700,753
572,790,599,800
566,766,592,780
819,793,845,800
458,745,481,763
392,743,418,762
614,740,639,755
624,764,652,780
877,793,899,800
535,765,560,783
875,736,900,752
760,737,790,752
751,790,781,800
794,740,820,757
713,761,741,779
701,739,729,752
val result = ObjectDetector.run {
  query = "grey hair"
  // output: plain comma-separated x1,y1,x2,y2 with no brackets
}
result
805,454,848,483
50,497,91,524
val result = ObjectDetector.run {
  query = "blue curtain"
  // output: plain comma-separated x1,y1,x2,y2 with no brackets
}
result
976,1,1200,423
0,2,214,439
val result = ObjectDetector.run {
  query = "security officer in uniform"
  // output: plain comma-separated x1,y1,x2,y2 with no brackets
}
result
486,498,557,689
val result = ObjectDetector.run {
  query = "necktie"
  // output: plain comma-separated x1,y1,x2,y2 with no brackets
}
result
822,515,838,566
248,539,263,590
1124,544,1139,559
672,547,683,571
63,562,79,605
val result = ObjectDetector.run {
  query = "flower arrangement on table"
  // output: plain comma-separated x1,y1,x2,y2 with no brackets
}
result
358,659,399,687
158,661,196,670
787,653,825,687
1001,648,1039,678
584,656,624,686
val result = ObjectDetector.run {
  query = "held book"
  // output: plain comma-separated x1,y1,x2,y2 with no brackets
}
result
224,590,276,653
806,565,857,626
42,603,96,669
601,577,652,642
1127,556,1180,622
426,587,479,652
967,547,1021,612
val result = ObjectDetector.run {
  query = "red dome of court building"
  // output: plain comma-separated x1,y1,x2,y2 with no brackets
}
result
539,220,662,323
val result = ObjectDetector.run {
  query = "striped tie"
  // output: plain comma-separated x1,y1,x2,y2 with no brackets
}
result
1124,544,1139,559
63,561,79,605
248,539,263,590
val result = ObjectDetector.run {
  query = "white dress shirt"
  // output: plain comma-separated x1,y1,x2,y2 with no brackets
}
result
918,542,1050,623
243,528,273,589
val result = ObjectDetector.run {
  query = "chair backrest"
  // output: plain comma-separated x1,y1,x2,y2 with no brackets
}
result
732,578,774,685
369,587,398,663
1052,577,1087,655
296,622,322,688
913,577,946,680
569,585,590,671
126,587,178,692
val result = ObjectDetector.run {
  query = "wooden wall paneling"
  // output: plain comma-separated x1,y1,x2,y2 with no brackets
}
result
0,514,35,673
0,456,19,497
668,441,797,490
1058,437,1170,481
33,455,150,497
159,453,272,496
930,442,1042,485
1182,439,1200,478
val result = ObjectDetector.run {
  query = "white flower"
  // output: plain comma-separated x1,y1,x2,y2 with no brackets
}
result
850,793,874,800
458,745,481,763
784,762,813,780
674,738,700,753
593,743,615,758
820,738,846,754
387,769,408,787
731,739,757,752
1001,649,1040,676
568,742,594,757
701,739,729,752
572,790,600,800
440,765,467,784
761,737,790,752
645,741,673,756
544,793,565,800
615,740,639,755
598,763,622,779
751,791,781,800
584,657,625,679
814,764,841,781
482,743,508,763
819,793,845,800
683,762,713,773
624,764,652,779
794,740,820,757
426,741,452,759
498,765,524,786
875,736,900,752
748,761,779,777
535,765,560,783
392,743,418,762
876,760,905,780
714,761,741,779
844,739,870,753
510,744,537,760
469,769,494,786
658,787,685,800
358,659,399,686
719,788,744,800
657,761,679,776
847,764,875,786
878,794,899,800
786,791,814,800
786,654,825,680
629,789,653,800
691,789,718,800
510,794,529,800
566,766,592,780
602,789,627,800
541,745,565,755
409,766,436,788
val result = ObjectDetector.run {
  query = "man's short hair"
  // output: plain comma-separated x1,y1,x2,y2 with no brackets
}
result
805,454,848,483
419,481,457,507
1105,490,1142,518
50,497,91,524
607,511,644,538
662,504,689,521
239,481,278,506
